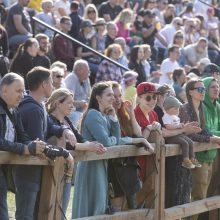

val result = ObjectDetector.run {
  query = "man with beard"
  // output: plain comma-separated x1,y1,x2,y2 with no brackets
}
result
15,66,75,220
34,34,51,68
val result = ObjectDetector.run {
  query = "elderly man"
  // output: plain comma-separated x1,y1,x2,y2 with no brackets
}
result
64,59,91,127
183,37,208,67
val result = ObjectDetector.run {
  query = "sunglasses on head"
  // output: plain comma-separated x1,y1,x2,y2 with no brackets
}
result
145,94,157,102
175,35,183,38
193,87,206,93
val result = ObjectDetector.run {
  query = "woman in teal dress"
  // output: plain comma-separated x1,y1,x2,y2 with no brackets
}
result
72,82,121,218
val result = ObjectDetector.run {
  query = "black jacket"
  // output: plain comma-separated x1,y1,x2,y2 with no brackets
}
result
0,103,30,155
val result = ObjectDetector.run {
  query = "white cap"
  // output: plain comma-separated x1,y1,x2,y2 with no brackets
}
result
199,58,211,66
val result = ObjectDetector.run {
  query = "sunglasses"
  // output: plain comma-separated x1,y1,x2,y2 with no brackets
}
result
145,94,157,102
176,23,182,26
55,75,64,79
88,10,95,14
193,87,206,93
175,35,183,38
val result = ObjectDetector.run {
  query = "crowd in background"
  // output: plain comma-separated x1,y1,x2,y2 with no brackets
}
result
0,0,220,220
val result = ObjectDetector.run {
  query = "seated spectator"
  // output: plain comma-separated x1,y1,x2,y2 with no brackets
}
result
183,18,199,45
162,4,175,24
53,0,70,20
35,0,56,40
197,57,211,76
202,63,220,86
114,37,128,70
183,37,208,67
159,45,180,86
142,9,167,62
98,0,122,22
129,45,146,86
91,18,107,62
51,60,68,78
105,21,118,48
122,71,138,104
77,19,99,81
154,17,183,63
53,16,75,71
172,68,187,103
72,82,120,218
114,8,141,47
34,33,51,68
46,88,106,219
10,38,39,89
69,1,82,39
96,43,123,83
51,66,65,90
64,59,91,127
5,0,32,53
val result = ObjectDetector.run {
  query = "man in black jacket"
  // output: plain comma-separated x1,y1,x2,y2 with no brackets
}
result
0,72,46,220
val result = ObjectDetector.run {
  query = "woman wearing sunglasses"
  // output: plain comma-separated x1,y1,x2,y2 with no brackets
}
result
190,77,220,220
179,79,220,220
134,82,161,207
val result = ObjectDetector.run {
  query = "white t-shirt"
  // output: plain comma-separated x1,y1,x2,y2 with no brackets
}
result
162,113,180,127
54,0,70,19
159,58,180,85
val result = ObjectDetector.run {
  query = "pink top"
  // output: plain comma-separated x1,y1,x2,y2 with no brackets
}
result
116,21,131,43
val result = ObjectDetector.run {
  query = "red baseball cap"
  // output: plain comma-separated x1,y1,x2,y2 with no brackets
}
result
136,82,158,96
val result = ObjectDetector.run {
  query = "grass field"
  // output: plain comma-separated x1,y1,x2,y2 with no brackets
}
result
8,186,74,220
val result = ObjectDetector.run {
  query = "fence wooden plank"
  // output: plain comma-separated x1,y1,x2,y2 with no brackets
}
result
165,196,220,220
72,145,153,162
0,152,51,165
165,142,220,157
75,209,154,220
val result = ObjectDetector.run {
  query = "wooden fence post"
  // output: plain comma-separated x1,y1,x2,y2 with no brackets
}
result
38,138,67,220
153,131,165,220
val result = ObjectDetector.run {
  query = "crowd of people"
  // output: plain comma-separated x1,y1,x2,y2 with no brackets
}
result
0,0,220,220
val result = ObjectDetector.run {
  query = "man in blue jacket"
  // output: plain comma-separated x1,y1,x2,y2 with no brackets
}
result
15,66,76,220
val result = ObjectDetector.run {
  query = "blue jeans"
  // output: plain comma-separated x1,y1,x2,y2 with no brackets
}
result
14,165,42,220
0,167,8,220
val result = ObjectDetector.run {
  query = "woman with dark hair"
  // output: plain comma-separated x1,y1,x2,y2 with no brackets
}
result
72,82,120,218
10,38,39,88
172,68,187,103
129,45,146,85
176,79,220,214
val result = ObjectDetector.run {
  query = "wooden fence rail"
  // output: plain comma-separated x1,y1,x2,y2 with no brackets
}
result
2,133,220,220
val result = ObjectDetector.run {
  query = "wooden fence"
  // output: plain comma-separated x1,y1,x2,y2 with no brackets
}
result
1,132,220,220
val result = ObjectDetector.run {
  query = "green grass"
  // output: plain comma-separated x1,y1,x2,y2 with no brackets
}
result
8,186,74,220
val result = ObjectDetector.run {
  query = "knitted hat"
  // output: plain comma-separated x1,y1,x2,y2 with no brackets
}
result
163,96,182,110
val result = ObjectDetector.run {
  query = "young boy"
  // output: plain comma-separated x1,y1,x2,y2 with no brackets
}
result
162,96,201,169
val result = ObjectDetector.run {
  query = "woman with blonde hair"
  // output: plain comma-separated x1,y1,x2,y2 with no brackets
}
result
95,43,123,83
83,3,98,23
46,88,106,219
114,8,141,46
